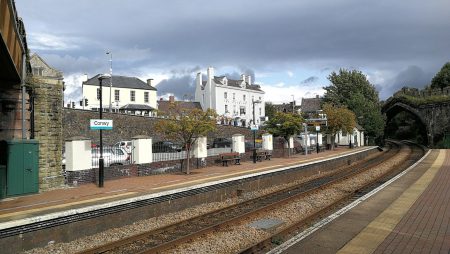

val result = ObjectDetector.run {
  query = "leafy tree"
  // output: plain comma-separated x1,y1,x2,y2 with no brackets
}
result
265,102,277,120
431,62,450,90
323,69,385,141
155,103,217,174
323,103,356,149
264,112,303,155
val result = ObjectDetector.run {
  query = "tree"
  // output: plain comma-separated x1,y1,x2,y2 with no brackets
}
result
264,112,303,156
323,103,356,149
323,69,385,141
431,62,450,90
265,102,277,121
155,103,217,174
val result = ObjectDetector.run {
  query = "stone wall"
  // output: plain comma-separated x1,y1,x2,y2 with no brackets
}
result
33,78,65,190
63,109,263,144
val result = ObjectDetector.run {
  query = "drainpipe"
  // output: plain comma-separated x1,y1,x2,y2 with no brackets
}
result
21,53,26,139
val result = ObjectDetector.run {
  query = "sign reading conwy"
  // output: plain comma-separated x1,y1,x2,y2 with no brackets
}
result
90,119,113,130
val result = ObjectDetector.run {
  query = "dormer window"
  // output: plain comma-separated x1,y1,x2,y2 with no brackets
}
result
223,77,228,85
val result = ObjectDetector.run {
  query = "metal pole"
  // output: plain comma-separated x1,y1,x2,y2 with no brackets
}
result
99,77,104,188
107,52,112,112
252,99,256,163
316,130,319,153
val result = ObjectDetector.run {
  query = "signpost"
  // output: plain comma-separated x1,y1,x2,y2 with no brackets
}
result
251,124,258,163
90,119,113,130
315,125,320,153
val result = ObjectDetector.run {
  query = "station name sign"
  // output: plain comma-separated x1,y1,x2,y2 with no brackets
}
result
90,119,113,130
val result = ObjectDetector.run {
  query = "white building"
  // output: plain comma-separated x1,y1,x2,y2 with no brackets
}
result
195,67,265,127
334,124,365,147
82,75,158,116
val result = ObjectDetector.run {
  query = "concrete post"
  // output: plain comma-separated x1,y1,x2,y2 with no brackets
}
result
193,136,207,158
232,134,245,153
132,135,152,164
262,133,273,150
65,136,92,171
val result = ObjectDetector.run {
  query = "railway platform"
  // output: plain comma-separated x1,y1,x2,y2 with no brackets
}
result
0,147,369,227
272,149,450,254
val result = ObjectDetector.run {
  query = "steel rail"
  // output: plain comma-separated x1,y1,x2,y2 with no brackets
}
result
79,142,401,254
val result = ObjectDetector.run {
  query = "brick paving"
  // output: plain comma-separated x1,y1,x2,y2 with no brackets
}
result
0,147,359,220
374,149,450,254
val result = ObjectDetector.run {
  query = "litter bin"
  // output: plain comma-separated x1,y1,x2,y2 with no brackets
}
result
0,165,5,199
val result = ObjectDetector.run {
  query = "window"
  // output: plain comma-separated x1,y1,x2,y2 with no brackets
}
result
259,97,261,101
114,90,120,101
130,91,135,102
233,93,235,100
259,107,261,116
243,95,246,101
225,105,228,113
144,92,149,103
240,106,246,115
224,92,227,99
97,88,101,100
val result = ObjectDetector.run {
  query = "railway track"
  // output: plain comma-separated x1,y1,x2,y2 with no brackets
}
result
79,141,414,254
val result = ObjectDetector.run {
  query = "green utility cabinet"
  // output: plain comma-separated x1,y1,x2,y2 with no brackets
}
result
6,140,39,196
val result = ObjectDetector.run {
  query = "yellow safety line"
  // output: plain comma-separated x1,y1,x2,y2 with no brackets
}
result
337,149,446,254
0,192,137,219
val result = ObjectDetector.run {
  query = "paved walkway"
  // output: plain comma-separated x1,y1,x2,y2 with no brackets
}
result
279,149,450,254
0,147,364,224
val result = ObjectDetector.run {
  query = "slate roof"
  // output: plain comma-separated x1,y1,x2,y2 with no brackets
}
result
301,97,322,112
157,101,203,114
120,104,156,110
84,74,157,91
201,76,263,92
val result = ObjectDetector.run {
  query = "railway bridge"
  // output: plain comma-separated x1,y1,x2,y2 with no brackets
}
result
382,87,450,147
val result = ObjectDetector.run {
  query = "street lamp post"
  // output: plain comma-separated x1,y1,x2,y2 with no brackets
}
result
106,51,112,113
252,99,261,163
98,74,110,187
291,95,295,113
316,125,320,153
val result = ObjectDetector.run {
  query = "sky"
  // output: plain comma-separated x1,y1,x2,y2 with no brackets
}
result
16,0,450,104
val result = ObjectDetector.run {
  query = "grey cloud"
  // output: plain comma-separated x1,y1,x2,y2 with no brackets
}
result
301,76,319,84
156,75,195,100
16,0,450,99
379,66,434,99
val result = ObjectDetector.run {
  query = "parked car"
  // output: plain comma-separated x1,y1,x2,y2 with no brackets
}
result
152,141,183,153
92,147,129,167
211,138,232,148
114,141,132,154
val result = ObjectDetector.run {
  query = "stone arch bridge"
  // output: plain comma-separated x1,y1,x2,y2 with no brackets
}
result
382,97,450,147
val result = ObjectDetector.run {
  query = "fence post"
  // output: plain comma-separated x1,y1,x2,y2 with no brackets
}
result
131,135,152,164
65,136,92,172
232,134,245,153
262,133,273,151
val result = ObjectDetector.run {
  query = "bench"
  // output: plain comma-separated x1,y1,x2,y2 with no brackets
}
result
220,152,241,166
256,149,272,161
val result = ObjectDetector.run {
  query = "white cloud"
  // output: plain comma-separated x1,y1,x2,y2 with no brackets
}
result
29,33,82,51
261,84,324,104
287,71,294,77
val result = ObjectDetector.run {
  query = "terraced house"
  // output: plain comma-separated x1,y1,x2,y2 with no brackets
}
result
82,75,158,116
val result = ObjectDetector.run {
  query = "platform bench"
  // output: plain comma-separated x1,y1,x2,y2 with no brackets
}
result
256,149,272,162
220,152,241,166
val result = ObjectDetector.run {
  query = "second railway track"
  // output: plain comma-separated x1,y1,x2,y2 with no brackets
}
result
79,141,423,254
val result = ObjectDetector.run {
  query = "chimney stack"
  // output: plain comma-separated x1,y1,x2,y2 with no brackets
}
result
241,74,246,81
169,95,175,102
247,75,252,85
147,78,153,86
207,67,214,82
316,95,319,99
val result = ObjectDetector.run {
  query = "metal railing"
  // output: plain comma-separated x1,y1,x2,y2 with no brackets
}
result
91,146,131,168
